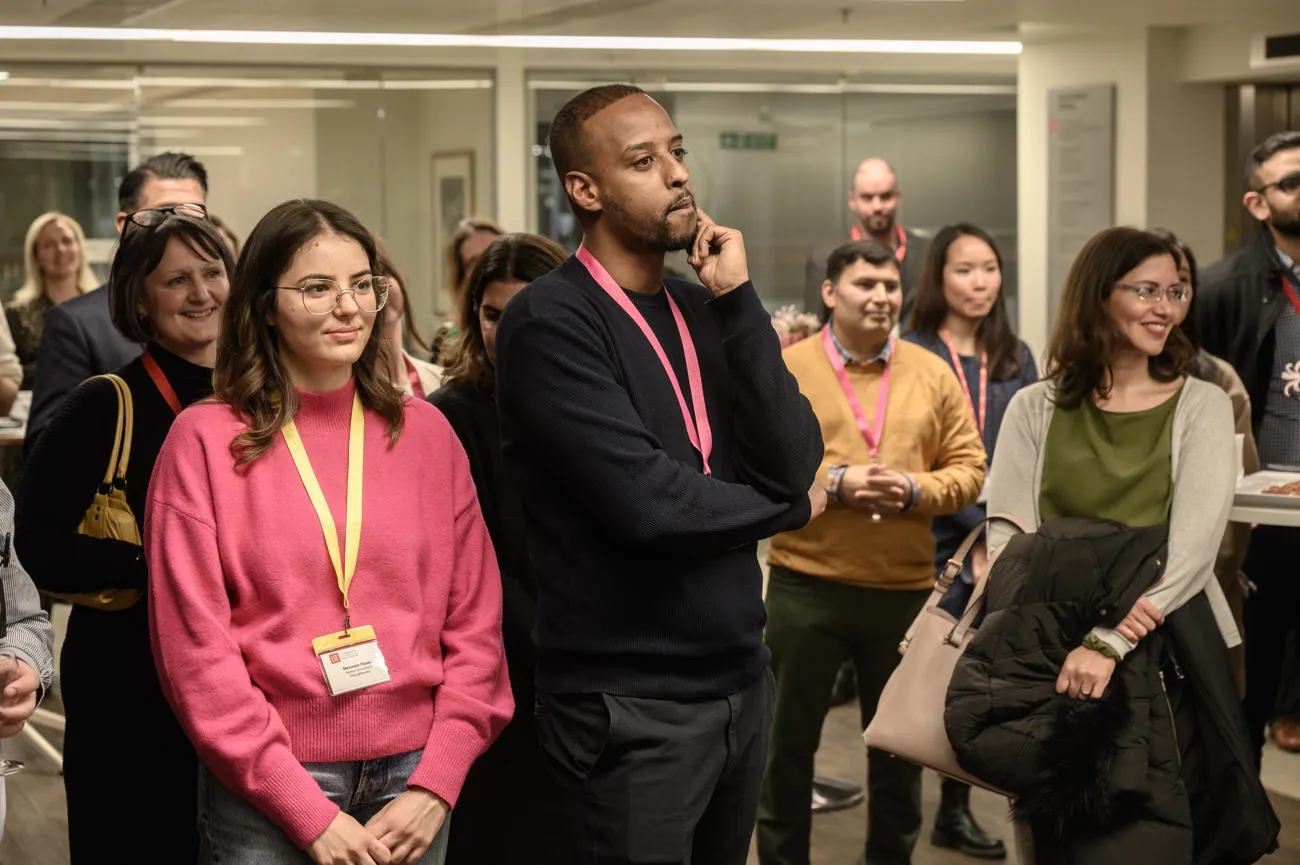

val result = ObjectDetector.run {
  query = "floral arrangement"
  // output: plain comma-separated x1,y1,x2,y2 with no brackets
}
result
771,304,822,348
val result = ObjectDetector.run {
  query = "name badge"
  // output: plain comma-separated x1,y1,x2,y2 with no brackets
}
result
311,625,392,697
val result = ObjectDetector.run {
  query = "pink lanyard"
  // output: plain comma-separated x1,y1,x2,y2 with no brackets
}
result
849,223,907,264
821,326,893,459
577,246,713,475
939,328,987,436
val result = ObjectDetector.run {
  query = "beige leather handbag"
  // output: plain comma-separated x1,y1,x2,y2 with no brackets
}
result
862,514,1027,793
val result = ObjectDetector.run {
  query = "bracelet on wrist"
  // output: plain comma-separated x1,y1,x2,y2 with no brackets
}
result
826,464,848,505
1082,633,1122,662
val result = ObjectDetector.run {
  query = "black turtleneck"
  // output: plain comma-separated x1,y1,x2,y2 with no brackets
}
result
15,342,213,862
17,342,214,603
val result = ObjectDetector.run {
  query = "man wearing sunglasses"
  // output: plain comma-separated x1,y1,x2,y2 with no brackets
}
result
25,152,209,453
1195,130,1300,767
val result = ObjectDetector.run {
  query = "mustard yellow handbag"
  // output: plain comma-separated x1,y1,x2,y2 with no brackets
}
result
45,374,144,611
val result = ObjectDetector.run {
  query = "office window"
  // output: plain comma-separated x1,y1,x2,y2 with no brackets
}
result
531,74,1017,319
0,64,496,339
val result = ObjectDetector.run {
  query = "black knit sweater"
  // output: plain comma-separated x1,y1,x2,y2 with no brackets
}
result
496,257,823,699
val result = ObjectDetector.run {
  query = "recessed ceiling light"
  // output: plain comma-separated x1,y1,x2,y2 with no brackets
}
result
0,26,1021,55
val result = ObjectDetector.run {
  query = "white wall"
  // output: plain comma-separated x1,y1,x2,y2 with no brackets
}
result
1017,30,1151,358
1018,28,1228,358
1145,28,1225,264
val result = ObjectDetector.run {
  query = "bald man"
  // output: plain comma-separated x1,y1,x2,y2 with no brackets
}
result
804,159,931,321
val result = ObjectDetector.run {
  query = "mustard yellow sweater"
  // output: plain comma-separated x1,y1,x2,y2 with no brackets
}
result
768,335,987,590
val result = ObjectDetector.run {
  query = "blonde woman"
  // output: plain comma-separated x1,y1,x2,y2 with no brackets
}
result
9,212,99,388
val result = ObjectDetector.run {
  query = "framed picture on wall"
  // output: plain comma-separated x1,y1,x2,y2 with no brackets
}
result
431,150,476,314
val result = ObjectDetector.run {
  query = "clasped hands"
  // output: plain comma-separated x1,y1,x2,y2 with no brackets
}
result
306,788,448,865
1056,596,1164,702
836,464,912,516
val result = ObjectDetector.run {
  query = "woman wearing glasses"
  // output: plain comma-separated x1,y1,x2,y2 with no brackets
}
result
16,207,231,863
147,199,511,865
981,227,1266,862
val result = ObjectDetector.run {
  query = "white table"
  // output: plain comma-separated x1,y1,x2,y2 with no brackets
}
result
1229,504,1300,528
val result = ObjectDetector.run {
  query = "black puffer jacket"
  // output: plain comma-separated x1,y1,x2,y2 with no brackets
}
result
945,518,1278,865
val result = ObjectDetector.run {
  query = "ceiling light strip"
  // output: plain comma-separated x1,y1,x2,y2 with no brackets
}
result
0,26,1022,55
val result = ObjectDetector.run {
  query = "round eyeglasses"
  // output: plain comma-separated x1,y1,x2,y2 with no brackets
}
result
1116,283,1191,304
277,276,391,316
123,203,209,234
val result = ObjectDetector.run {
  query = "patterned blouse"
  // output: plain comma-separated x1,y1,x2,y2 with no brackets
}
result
4,293,56,390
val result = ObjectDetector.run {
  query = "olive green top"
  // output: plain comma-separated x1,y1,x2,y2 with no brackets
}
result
1039,386,1184,528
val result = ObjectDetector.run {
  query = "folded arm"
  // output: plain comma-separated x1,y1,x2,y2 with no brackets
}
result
910,375,988,517
496,300,812,556
1090,388,1236,660
707,283,824,500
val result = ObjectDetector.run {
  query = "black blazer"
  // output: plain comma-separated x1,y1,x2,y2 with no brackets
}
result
25,287,140,455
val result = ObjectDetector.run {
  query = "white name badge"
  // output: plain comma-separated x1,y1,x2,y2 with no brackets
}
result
311,625,392,697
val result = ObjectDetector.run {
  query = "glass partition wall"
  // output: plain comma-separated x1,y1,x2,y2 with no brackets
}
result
531,74,1018,318
0,64,496,339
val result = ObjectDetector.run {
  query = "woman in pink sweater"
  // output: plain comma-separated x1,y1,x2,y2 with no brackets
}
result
146,199,512,865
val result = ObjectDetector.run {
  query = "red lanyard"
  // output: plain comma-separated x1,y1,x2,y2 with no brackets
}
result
939,328,988,436
577,246,713,475
849,224,907,264
141,350,182,415
1280,271,1300,317
403,356,425,400
821,326,893,459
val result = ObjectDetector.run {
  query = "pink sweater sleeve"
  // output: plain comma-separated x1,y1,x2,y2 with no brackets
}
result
145,427,339,849
406,429,514,805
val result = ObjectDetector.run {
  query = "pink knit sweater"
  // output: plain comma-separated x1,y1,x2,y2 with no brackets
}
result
145,381,512,848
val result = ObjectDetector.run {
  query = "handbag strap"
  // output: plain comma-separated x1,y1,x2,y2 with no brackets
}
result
901,513,1029,650
87,375,128,488
114,376,135,481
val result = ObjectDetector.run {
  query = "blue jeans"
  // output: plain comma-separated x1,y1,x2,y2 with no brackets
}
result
197,749,449,865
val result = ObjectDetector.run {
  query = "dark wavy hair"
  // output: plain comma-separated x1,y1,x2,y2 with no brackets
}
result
1045,226,1192,409
1148,227,1217,383
109,214,234,343
213,199,404,463
443,233,566,394
906,222,1022,380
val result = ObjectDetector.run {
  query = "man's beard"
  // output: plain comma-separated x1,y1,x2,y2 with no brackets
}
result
1269,205,1300,238
652,211,698,252
863,212,894,236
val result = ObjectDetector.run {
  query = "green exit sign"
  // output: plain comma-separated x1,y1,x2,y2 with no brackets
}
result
720,132,778,150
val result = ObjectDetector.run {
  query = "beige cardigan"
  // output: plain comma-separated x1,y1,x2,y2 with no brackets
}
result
986,378,1240,659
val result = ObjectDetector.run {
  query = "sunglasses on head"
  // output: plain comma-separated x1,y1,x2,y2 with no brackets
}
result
121,203,208,235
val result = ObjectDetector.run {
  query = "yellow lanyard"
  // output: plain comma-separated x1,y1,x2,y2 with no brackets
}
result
281,391,365,631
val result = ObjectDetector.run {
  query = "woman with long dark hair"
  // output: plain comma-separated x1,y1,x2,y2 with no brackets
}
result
429,232,571,864
981,226,1272,863
146,199,511,865
17,206,229,862
903,222,1036,860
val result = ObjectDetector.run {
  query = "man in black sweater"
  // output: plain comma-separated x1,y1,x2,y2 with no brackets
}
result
496,84,825,865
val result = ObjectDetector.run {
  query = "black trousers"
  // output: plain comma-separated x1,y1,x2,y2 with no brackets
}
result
536,670,774,865
1241,525,1300,761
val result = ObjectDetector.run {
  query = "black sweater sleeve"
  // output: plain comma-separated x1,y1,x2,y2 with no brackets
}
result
497,296,811,556
706,282,823,500
16,376,147,595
